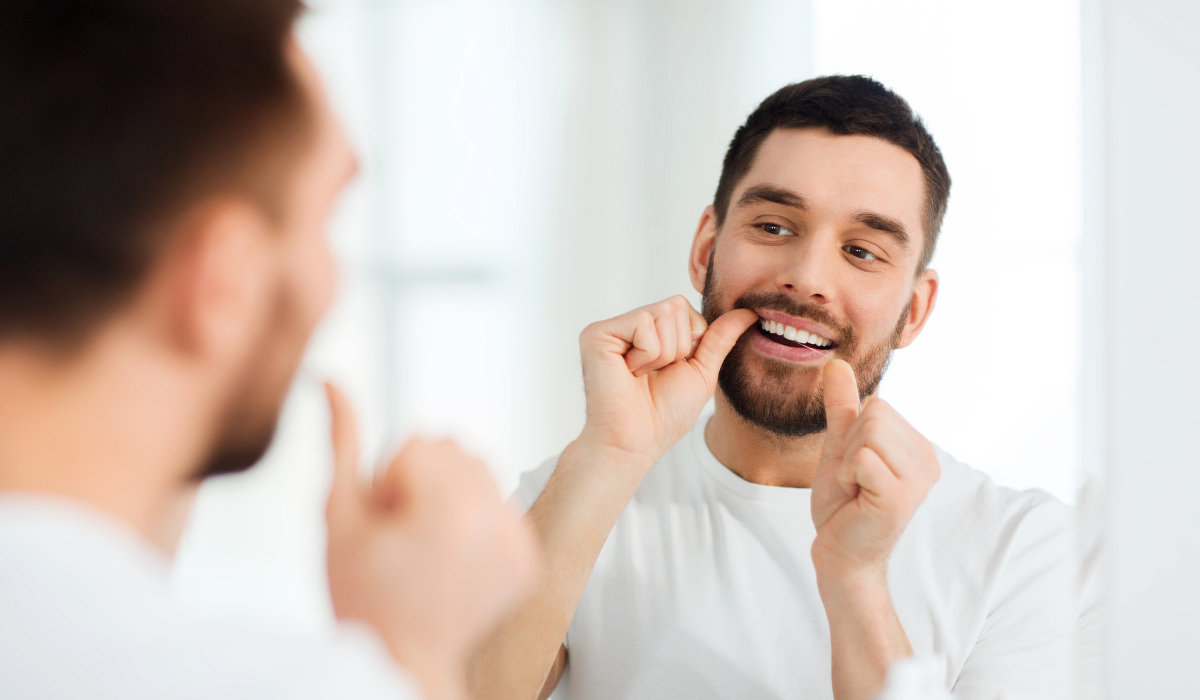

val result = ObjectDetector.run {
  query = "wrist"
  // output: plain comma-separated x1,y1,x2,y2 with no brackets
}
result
812,548,890,601
567,432,661,477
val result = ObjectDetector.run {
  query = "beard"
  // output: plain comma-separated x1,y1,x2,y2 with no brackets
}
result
701,253,908,438
192,285,308,480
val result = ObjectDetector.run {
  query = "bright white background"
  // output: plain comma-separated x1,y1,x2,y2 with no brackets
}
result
174,0,1083,633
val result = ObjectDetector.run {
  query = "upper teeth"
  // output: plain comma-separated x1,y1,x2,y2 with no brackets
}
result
759,318,833,347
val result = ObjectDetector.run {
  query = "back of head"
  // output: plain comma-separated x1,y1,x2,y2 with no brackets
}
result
714,75,951,271
0,0,307,349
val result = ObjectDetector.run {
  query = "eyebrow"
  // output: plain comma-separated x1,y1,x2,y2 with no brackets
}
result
736,184,807,211
853,210,910,250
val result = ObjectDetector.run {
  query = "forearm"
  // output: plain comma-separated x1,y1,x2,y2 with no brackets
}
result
817,569,913,700
469,438,652,700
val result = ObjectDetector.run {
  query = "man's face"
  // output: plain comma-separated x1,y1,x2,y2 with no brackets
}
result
695,127,937,437
198,43,356,478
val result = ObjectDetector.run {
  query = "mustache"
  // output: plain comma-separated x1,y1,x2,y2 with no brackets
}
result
729,291,855,347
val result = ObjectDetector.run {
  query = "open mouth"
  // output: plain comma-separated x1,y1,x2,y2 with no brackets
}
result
756,317,837,351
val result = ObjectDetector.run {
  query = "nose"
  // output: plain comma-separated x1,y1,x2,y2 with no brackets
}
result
775,232,838,304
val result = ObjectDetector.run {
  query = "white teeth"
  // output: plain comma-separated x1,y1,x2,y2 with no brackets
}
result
758,316,834,348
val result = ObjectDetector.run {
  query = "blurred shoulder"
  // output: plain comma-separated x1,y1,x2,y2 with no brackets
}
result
925,446,1069,538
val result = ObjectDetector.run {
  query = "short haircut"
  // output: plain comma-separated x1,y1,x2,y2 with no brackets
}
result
0,0,308,347
713,75,951,271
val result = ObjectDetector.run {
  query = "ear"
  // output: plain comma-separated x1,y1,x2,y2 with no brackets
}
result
895,268,939,349
688,205,720,294
162,199,275,360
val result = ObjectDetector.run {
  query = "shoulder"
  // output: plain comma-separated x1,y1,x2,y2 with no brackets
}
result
927,446,1069,536
905,446,1071,580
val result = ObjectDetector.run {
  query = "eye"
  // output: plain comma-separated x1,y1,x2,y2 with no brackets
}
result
757,223,796,237
843,244,879,261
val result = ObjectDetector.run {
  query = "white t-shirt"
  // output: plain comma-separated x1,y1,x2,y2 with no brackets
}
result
0,495,420,700
515,417,1076,700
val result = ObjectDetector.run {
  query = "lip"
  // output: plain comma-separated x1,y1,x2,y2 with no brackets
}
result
754,309,838,344
750,324,832,363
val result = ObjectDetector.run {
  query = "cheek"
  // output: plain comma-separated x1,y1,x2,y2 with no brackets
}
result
712,240,772,294
844,284,909,342
283,229,337,331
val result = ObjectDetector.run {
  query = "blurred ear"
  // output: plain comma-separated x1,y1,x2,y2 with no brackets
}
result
895,268,938,349
688,206,720,294
156,199,275,360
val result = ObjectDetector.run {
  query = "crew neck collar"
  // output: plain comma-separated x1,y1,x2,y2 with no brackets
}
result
690,415,814,505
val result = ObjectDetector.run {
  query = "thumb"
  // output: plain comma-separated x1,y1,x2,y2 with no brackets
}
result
324,381,363,521
822,359,860,440
690,309,758,387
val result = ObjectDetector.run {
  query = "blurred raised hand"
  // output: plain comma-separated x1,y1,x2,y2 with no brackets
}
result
577,295,758,467
323,383,537,700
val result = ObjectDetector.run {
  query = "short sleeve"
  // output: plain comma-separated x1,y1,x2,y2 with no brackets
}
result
507,454,569,654
509,454,562,516
951,500,1075,700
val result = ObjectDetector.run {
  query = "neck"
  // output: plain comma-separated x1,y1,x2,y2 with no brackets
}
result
0,328,212,552
704,393,826,488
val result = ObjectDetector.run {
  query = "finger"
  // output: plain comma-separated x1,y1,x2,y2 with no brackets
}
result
630,300,682,376
844,445,900,504
822,359,860,440
843,400,939,488
689,308,758,387
841,401,908,480
684,303,708,360
385,438,498,510
622,311,663,374
324,381,362,519
673,300,693,364
643,311,679,374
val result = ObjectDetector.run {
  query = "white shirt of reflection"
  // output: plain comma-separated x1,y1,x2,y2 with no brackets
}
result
515,416,1081,700
0,496,418,700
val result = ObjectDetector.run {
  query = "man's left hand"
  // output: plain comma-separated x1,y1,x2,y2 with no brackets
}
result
810,359,941,581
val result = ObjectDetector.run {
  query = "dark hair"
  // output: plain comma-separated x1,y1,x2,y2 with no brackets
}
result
713,75,951,271
0,0,308,347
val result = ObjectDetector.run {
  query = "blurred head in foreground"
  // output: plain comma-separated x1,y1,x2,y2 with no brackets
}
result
0,0,355,490
691,76,951,439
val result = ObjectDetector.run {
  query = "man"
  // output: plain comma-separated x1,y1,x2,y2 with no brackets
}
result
0,2,535,699
472,77,1075,700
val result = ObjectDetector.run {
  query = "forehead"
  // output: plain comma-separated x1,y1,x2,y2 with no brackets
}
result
735,128,926,239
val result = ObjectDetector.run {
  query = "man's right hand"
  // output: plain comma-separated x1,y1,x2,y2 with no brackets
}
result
577,295,758,467
467,298,755,700
323,383,537,700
